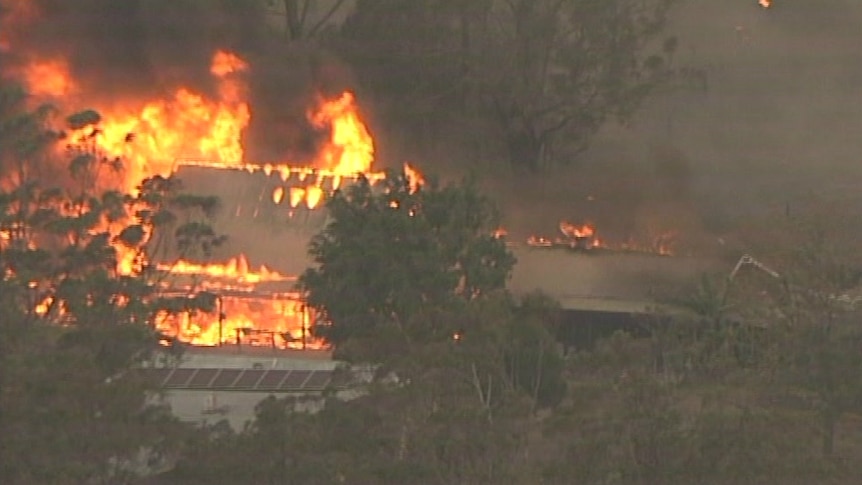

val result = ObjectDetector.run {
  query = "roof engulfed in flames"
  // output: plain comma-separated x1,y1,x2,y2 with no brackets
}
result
157,253,296,286
1,31,386,351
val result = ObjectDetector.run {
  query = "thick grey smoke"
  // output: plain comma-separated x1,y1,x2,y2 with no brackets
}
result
484,0,862,254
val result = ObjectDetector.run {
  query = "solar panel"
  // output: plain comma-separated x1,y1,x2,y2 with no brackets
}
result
257,370,288,390
303,371,332,390
280,370,312,390
233,369,266,389
187,368,220,388
210,369,243,388
142,367,341,392
163,368,197,388
143,368,173,387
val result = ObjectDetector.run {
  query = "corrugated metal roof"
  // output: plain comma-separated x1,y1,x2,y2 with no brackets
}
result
141,368,338,392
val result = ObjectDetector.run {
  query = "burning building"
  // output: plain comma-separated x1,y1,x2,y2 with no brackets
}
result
1,0,715,357
0,0,391,352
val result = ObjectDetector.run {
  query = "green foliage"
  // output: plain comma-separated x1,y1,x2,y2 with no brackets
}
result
0,278,184,484
0,85,223,482
300,166,515,354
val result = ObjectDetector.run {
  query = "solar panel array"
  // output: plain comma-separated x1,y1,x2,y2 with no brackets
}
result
142,367,337,392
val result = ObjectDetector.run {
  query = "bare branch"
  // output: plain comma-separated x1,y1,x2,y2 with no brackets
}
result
307,0,348,38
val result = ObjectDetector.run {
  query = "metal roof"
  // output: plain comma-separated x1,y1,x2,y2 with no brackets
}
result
141,367,338,392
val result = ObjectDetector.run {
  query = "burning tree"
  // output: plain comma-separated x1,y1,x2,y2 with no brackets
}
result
0,81,210,483
299,165,516,359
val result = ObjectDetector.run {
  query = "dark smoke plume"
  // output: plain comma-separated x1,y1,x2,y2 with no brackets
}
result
0,0,356,163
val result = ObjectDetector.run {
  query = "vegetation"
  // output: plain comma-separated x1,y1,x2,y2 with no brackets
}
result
3,2,862,485
298,168,515,358
0,82,222,484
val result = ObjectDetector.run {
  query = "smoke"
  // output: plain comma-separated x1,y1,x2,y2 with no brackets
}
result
635,0,862,218
0,0,356,163
476,0,862,257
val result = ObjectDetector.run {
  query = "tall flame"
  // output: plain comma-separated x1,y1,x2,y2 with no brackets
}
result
309,91,374,175
4,34,384,350
74,50,251,194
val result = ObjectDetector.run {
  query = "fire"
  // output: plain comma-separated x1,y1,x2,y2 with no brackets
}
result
272,186,285,204
157,253,296,286
153,254,323,350
154,292,324,350
559,221,595,239
404,162,425,194
526,220,676,255
210,50,248,77
758,0,771,7
289,187,306,208
305,186,324,209
309,91,374,175
171,89,379,210
3,29,387,350
21,58,76,97
59,50,251,195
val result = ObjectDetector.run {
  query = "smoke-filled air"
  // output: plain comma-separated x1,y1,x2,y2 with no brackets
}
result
3,1,862,483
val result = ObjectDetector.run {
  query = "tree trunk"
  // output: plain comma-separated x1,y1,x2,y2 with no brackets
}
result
283,0,303,41
505,126,543,173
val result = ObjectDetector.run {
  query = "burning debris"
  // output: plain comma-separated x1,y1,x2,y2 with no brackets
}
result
525,220,676,256
154,289,322,350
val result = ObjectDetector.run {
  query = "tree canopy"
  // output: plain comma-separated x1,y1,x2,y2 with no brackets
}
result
0,81,223,483
299,166,516,357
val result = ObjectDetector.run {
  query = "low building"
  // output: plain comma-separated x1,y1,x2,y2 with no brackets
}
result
143,346,367,430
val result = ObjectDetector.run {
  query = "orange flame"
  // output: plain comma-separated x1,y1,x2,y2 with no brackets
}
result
758,0,771,7
21,58,76,97
272,186,285,204
289,187,306,208
527,221,675,255
404,162,424,194
6,39,387,349
158,253,296,285
210,50,248,77
154,293,325,350
305,186,324,209
58,50,251,195
559,221,595,239
309,91,374,175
